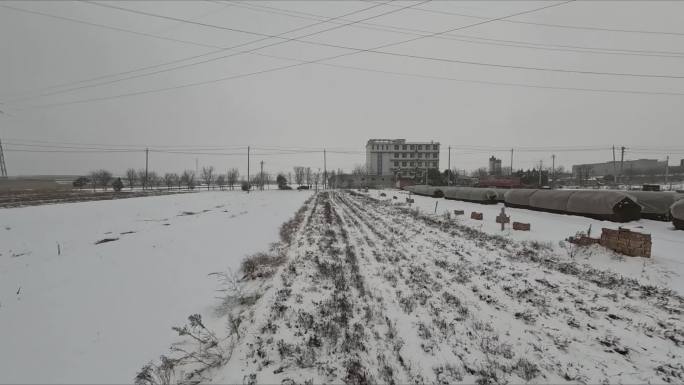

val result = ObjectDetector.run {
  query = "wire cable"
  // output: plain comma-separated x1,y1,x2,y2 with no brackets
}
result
6,0,423,103
1,0,392,102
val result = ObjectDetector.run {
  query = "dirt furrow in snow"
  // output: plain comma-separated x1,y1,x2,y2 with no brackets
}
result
209,191,682,385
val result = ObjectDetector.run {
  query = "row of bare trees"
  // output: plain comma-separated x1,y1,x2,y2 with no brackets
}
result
121,167,242,191
292,166,323,190
78,164,331,192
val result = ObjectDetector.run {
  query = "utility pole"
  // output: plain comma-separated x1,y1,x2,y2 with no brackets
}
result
0,138,7,177
538,160,543,187
510,148,514,176
260,160,264,191
323,149,327,189
144,148,149,190
247,146,250,191
425,152,428,185
620,146,626,187
613,145,617,185
665,155,670,190
447,146,451,185
551,154,556,188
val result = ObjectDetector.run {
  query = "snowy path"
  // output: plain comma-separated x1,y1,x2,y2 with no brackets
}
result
212,191,683,384
0,190,312,384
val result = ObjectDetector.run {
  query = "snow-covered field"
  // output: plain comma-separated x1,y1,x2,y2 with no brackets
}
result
369,189,684,294
0,190,312,383
1,189,682,384
209,191,682,384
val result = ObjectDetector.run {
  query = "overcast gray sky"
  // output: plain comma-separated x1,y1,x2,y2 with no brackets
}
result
1,0,683,177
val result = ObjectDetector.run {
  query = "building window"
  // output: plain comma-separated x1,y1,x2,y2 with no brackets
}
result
417,145,422,150
409,153,414,158
402,161,407,167
402,153,407,158
433,153,438,158
418,161,423,167
394,145,398,150
402,145,407,150
410,162,415,167
433,144,439,150
418,153,423,158
394,161,398,166
394,153,399,158
410,145,415,150
433,162,438,167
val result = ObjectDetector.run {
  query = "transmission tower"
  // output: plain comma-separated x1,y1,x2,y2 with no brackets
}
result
0,138,7,177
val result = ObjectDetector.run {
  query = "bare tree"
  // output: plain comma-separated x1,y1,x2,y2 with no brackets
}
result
305,167,312,187
470,167,488,178
352,164,367,176
137,169,148,190
201,166,215,190
226,168,239,190
216,174,226,190
181,170,196,190
313,170,321,191
164,173,178,190
90,169,112,191
147,171,159,190
328,170,336,189
125,168,137,190
293,166,305,186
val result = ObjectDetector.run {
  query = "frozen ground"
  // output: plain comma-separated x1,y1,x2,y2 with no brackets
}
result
368,189,684,294
199,191,682,384
2,189,682,384
0,190,312,384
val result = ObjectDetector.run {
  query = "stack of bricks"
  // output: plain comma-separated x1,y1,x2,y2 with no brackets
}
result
471,212,483,220
600,228,651,258
513,222,530,231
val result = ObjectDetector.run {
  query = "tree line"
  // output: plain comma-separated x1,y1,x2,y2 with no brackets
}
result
73,167,243,191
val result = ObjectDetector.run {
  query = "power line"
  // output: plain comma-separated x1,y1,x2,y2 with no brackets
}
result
8,138,682,154
17,1,684,110
2,0,397,103
36,1,680,109
28,45,683,110
371,0,684,37
0,4,224,49
9,0,681,104
243,50,684,97
7,0,421,104
9,1,684,109
231,1,684,58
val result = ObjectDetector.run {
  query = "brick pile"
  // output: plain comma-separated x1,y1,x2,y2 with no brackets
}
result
512,222,531,231
599,228,651,258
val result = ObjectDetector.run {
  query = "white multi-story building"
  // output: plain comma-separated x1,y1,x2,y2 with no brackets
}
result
366,139,440,177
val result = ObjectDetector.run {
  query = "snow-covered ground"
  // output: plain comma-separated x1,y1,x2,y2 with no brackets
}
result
2,188,682,384
0,190,312,384
367,189,684,294
206,191,683,384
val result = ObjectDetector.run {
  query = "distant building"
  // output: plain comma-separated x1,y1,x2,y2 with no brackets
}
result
571,159,666,178
365,139,440,177
488,156,502,176
681,159,684,167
